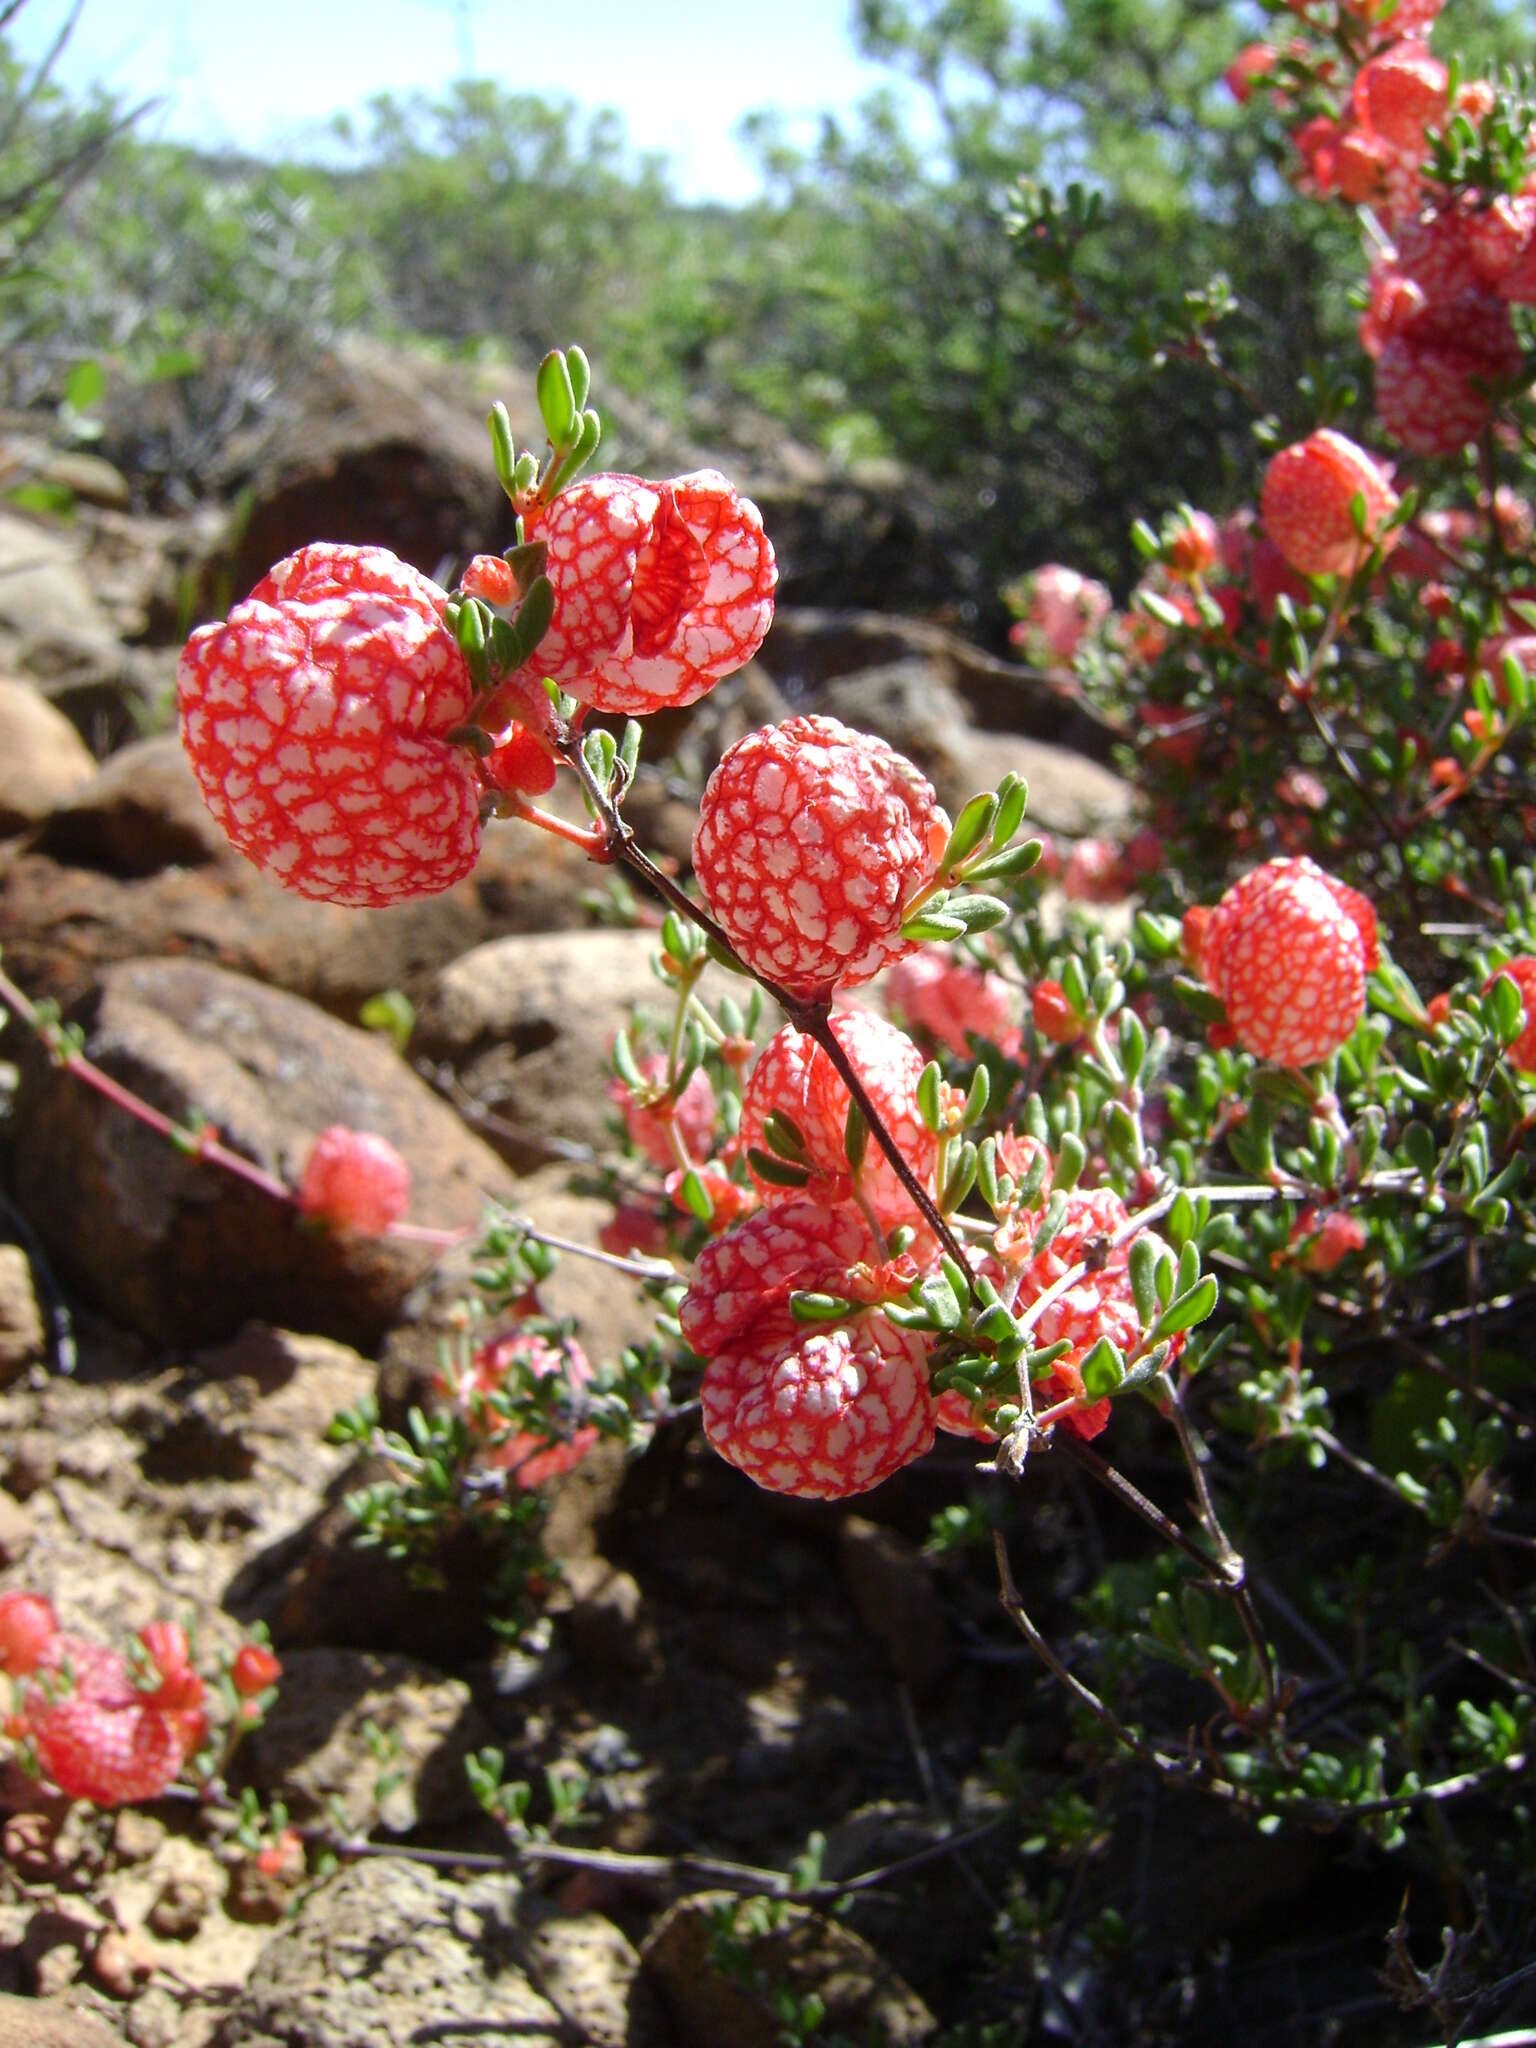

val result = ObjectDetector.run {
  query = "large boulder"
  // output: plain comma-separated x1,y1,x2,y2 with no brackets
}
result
0,733,601,1015
8,958,518,1347
413,926,744,1169
763,606,1121,760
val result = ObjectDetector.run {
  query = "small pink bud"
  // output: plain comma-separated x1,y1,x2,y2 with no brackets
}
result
298,1127,412,1235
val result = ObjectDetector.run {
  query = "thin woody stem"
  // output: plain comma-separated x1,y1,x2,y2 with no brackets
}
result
562,739,971,1269
1159,1368,1280,1722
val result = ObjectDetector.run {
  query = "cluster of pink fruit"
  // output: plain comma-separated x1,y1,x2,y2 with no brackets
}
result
1232,0,1534,453
173,337,1536,1502
0,1592,279,1808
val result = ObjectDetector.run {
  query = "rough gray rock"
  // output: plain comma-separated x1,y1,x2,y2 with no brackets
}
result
9,959,517,1346
211,1859,561,2048
0,1245,46,1386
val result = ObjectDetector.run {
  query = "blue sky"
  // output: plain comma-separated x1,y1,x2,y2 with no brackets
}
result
14,0,919,202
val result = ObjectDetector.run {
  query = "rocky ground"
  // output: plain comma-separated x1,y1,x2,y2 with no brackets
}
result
0,344,1319,2047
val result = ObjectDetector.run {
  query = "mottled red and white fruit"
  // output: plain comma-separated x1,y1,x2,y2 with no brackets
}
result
1224,42,1276,103
1375,321,1523,457
1031,980,1083,1046
1260,430,1401,579
524,470,776,714
680,1197,885,1357
298,1126,412,1235
693,715,950,999
0,1591,56,1676
1198,858,1378,1067
738,1011,938,1233
1296,1209,1369,1272
702,1306,934,1500
1485,956,1536,1073
460,553,517,607
178,544,482,906
20,1636,205,1807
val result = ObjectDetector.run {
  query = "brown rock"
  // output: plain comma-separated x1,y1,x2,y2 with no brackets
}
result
0,679,96,833
0,1993,124,2048
0,733,600,1016
9,959,517,1346
520,1906,671,2048
763,605,1120,757
413,927,742,1169
641,1891,936,2048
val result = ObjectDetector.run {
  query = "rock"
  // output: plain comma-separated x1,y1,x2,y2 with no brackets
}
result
0,1489,32,1566
30,733,229,874
816,658,1131,835
520,1905,670,2047
244,1648,492,1835
763,606,1120,760
0,732,601,1016
0,679,96,833
211,1858,564,2048
641,1891,936,2048
0,1993,125,2048
183,337,699,610
0,1327,376,1662
413,927,741,1170
0,510,117,672
838,1516,952,1698
9,958,517,1347
0,1246,46,1385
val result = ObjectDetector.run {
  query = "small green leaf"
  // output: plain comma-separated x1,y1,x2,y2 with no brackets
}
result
1153,1275,1219,1341
1080,1337,1125,1398
991,775,1029,847
962,1064,990,1126
487,403,518,494
63,359,106,412
678,1168,715,1223
612,1029,644,1090
1054,1131,1087,1192
962,839,1044,884
499,574,556,671
763,1110,810,1162
536,350,578,446
944,893,1010,934
791,1290,854,1323
941,792,998,872
566,346,592,410
843,1098,869,1173
747,1147,812,1189
917,1060,945,1133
